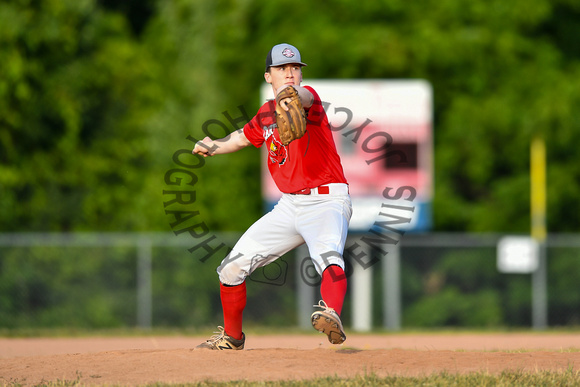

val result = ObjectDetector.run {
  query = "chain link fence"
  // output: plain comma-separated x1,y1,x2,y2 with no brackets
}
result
0,232,578,331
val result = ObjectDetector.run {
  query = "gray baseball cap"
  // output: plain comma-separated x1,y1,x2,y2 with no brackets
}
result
265,43,307,70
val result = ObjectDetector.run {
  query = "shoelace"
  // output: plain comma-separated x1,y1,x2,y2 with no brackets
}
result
313,300,336,314
205,326,226,344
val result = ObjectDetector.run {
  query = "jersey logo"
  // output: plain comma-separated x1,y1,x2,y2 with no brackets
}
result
268,136,287,166
263,124,275,141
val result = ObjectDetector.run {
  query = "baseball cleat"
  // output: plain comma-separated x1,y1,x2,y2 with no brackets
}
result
194,326,245,350
311,300,346,345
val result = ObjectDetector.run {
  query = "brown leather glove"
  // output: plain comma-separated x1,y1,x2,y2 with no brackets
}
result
275,86,307,146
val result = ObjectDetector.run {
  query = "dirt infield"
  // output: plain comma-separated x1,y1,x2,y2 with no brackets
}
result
2,332,580,385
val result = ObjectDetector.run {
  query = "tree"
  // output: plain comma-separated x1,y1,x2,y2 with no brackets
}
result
2,0,580,233
0,0,165,231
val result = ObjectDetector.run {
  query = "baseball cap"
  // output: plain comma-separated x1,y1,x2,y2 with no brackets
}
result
265,43,307,70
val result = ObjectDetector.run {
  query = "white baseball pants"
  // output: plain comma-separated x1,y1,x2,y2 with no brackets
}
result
218,183,352,285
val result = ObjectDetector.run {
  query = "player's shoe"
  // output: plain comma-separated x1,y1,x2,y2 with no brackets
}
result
194,326,245,350
311,300,346,345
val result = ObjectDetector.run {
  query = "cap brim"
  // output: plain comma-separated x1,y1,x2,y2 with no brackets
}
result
270,61,307,67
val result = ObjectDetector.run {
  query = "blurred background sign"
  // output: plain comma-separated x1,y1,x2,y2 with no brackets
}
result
260,80,433,232
497,236,540,274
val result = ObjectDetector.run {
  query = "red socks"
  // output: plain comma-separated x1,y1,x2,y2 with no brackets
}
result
219,266,345,339
220,282,246,340
320,265,347,315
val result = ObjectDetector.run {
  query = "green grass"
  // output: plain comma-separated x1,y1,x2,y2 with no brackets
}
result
189,370,580,386
6,370,580,387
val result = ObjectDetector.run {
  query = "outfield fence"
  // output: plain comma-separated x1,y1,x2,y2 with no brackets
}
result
0,232,578,331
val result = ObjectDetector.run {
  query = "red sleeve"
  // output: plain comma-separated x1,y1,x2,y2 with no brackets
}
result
243,101,276,148
243,117,264,148
303,86,325,126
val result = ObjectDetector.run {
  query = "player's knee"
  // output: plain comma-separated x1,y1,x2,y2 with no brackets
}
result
217,259,248,286
314,250,345,275
322,263,347,282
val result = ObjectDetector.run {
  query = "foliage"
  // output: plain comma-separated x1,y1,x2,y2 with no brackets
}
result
0,245,137,328
1,0,580,331
0,0,165,231
2,238,578,330
0,237,300,329
1,0,579,233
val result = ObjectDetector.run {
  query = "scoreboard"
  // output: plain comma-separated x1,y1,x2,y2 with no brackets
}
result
260,80,433,232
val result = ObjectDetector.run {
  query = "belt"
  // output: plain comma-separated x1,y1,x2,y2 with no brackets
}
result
290,184,349,195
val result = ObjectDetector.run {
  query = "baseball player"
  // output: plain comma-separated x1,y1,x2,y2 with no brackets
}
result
192,43,352,350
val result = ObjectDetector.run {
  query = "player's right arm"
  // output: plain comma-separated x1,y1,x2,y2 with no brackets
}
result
192,128,252,157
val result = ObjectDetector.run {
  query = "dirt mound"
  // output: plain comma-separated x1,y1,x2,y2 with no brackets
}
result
2,333,579,385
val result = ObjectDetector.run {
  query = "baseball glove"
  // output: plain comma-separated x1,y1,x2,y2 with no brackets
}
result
275,86,307,146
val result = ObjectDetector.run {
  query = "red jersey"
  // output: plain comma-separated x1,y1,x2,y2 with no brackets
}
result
243,86,348,194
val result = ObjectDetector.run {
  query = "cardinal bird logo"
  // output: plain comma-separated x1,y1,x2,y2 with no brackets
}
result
269,136,288,166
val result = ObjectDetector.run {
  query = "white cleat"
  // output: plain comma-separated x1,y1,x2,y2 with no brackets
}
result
310,300,346,344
